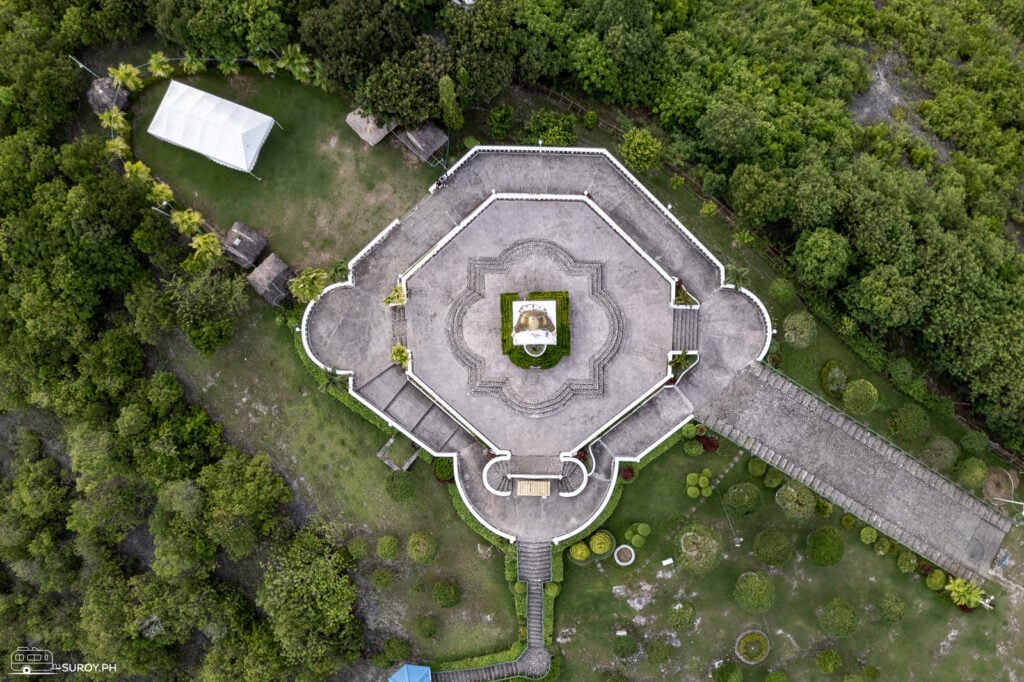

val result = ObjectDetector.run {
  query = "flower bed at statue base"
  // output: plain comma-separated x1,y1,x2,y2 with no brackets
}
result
613,544,635,566
735,630,770,665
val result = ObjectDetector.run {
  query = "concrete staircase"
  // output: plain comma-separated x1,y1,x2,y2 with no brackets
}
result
559,460,585,494
672,307,699,351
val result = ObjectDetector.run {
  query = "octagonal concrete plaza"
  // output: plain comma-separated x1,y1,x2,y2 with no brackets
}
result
302,147,771,543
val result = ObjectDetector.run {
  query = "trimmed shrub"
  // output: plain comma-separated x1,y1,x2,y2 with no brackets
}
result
686,486,701,498
880,593,906,623
347,537,369,560
843,379,878,415
897,549,918,573
699,476,710,488
920,437,959,472
713,661,743,682
698,434,720,452
815,497,834,518
488,104,514,140
544,582,560,598
372,637,410,669
783,311,817,348
683,439,705,457
820,598,858,637
589,530,613,555
520,108,576,146
370,568,394,589
631,534,646,549
669,601,696,631
414,616,437,638
873,536,894,556
613,633,638,659
432,457,455,481
763,468,784,488
724,482,763,516
733,572,776,613
958,457,987,489
925,568,947,591
432,581,461,608
686,472,699,486
646,638,672,664
695,424,707,436
889,403,929,440
960,430,989,456
775,481,816,521
817,649,841,674
821,360,849,399
377,535,400,560
385,470,415,502
514,581,527,594
569,542,591,562
768,278,796,306
840,513,856,530
582,110,598,128
806,527,845,566
859,527,878,545
766,672,789,682
681,423,698,439
636,523,651,537
754,527,793,565
407,531,439,564
701,487,713,498
676,523,722,575
748,458,767,477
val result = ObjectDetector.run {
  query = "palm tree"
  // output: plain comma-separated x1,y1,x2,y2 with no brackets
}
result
147,52,174,79
390,344,409,369
725,264,751,290
250,55,276,75
122,160,152,184
217,58,241,76
188,233,222,269
105,137,131,159
181,52,207,75
108,63,143,92
150,182,174,206
944,578,984,608
277,44,311,83
288,268,328,304
170,208,203,236
97,106,128,135
311,59,329,92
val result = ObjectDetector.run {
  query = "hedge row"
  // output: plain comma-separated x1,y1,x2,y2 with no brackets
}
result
433,642,527,672
558,485,623,548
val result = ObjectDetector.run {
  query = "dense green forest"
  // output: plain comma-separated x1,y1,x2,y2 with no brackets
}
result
1,0,1023,677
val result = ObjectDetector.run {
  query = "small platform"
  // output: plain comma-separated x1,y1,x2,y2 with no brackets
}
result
516,480,551,497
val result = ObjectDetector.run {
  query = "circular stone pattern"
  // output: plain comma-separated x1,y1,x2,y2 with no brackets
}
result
735,630,770,665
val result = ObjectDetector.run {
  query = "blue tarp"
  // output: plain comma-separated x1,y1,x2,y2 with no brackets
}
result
388,664,432,682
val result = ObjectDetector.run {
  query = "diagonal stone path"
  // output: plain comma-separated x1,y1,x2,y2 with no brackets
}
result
697,363,1011,580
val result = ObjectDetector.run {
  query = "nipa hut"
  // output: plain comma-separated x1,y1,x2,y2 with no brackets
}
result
222,221,267,269
346,109,394,146
247,253,294,306
396,122,448,164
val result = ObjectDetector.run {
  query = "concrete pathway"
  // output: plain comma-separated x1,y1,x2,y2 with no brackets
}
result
697,363,1011,580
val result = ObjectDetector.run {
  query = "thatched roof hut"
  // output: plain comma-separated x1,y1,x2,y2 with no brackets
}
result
247,253,294,306
346,109,394,146
396,122,448,163
87,77,128,114
222,221,267,269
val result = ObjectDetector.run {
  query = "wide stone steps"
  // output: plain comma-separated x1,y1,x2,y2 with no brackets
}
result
517,541,553,583
672,307,699,351
526,582,544,646
382,382,434,430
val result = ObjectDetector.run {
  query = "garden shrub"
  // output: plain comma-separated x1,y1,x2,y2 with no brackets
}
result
588,530,613,555
765,672,788,682
815,497,834,518
859,527,877,545
676,523,722,575
880,593,906,623
886,356,915,386
763,467,784,488
683,439,705,457
631,534,646,549
377,535,399,560
699,476,710,487
406,531,439,564
346,537,369,560
820,598,858,637
958,457,987,489
925,568,947,591
873,536,894,556
840,513,856,530
713,660,743,682
582,110,598,129
782,311,817,348
820,360,849,399
669,601,696,631
960,430,989,456
686,486,701,498
385,470,415,502
702,487,713,497
619,464,635,481
733,571,776,613
843,378,878,415
462,135,480,150
724,482,763,516
695,424,707,436
686,472,699,486
569,542,590,562
514,581,527,594
544,582,560,597
432,581,461,608
520,109,576,146
754,527,793,565
920,437,959,472
432,456,454,481
817,649,841,674
488,104,514,140
613,633,638,659
806,526,845,566
370,568,394,590
775,481,816,521
698,434,720,451
747,458,767,477
897,550,918,573
372,637,410,669
681,423,698,439
646,638,672,664
735,630,770,664
768,278,796,306
636,523,651,537
414,616,437,638
889,403,929,440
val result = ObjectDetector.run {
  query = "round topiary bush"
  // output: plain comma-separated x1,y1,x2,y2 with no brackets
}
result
843,379,878,415
765,672,789,682
783,311,817,349
840,513,856,530
735,629,771,665
544,582,561,597
820,360,849,399
569,541,591,563
960,430,989,456
370,568,394,589
775,481,816,521
377,535,400,560
686,472,699,486
889,403,929,440
733,571,776,613
432,456,455,481
958,457,988,489
815,497,833,518
681,423,698,439
385,469,416,502
687,486,701,499
859,527,878,545
646,638,672,664
347,537,369,560
763,467,784,489
372,637,410,669
589,530,614,556
819,597,858,637
724,482,763,516
897,550,918,574
806,526,845,566
636,523,651,537
406,531,439,564
630,534,646,549
713,660,743,682
873,536,894,556
926,568,947,591
920,436,960,473
747,458,767,477
514,581,527,594
432,580,461,608
754,527,793,565
816,649,841,674
769,278,796,306
684,439,705,457
676,523,722,575
880,593,906,624
669,601,696,631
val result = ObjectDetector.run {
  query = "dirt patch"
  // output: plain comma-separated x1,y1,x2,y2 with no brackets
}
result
613,581,657,611
226,74,257,101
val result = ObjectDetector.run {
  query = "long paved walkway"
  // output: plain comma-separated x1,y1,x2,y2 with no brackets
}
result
697,363,1011,580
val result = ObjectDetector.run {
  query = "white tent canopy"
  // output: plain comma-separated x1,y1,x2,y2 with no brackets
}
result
147,81,277,173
